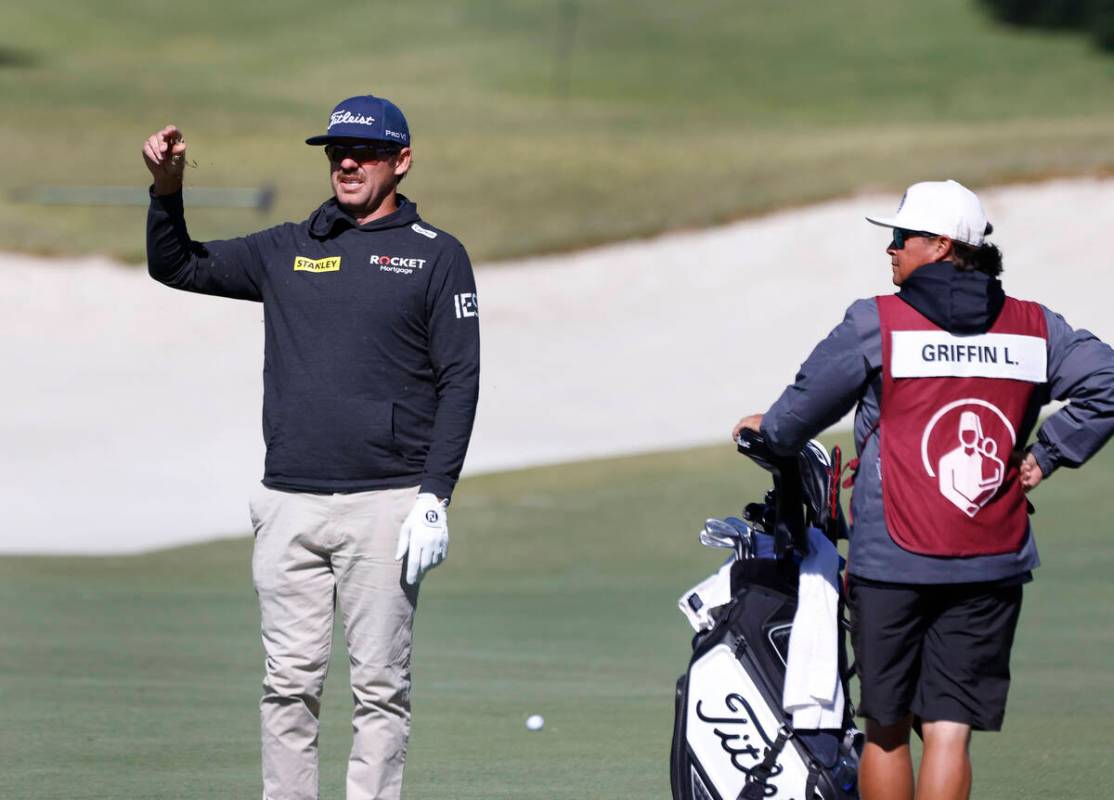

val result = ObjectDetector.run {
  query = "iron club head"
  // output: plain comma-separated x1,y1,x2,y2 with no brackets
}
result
699,518,741,549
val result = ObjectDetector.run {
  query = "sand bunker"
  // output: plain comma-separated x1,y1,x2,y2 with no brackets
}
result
4,178,1112,553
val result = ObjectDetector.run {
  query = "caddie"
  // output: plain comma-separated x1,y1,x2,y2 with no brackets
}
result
733,179,1114,800
143,94,480,800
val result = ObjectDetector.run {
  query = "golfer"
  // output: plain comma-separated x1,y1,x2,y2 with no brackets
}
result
733,179,1114,800
143,94,480,800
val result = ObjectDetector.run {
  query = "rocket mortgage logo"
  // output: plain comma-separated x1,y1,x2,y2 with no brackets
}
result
371,254,427,275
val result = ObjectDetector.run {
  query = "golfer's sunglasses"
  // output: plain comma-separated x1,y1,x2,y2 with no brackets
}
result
891,228,937,249
325,143,401,164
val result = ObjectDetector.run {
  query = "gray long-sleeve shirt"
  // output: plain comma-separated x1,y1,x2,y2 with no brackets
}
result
761,262,1114,583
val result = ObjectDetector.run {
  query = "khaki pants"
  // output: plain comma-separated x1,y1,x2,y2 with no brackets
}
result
249,484,420,800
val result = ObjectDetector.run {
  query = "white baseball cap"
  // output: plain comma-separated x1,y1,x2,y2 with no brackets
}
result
866,179,993,246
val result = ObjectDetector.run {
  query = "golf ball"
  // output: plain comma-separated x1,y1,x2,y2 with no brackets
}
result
526,714,544,731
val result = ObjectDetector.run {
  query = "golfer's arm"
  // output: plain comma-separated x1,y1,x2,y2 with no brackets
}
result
147,189,264,301
420,244,481,501
761,299,875,455
1030,307,1114,476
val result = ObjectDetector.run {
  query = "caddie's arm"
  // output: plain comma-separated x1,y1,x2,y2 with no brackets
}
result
143,125,264,301
758,299,876,455
1027,307,1114,480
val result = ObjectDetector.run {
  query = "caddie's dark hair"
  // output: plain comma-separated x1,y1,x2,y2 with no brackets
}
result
949,241,1003,277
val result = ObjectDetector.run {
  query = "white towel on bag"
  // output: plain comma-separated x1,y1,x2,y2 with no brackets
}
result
677,554,736,632
782,527,845,729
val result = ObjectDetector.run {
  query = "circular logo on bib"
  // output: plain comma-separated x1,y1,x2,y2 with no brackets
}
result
920,399,1015,518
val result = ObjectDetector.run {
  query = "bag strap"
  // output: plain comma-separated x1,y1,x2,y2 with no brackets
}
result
827,444,843,542
804,763,821,800
737,725,793,800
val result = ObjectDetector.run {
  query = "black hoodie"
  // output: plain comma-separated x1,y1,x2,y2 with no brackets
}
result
148,191,479,499
896,260,1005,334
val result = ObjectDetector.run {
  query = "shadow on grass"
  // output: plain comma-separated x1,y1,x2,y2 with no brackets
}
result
0,45,38,68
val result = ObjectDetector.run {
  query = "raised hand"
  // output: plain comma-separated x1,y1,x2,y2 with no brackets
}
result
142,125,188,194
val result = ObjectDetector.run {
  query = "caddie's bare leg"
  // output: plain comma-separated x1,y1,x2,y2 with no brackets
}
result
917,721,972,800
860,716,914,800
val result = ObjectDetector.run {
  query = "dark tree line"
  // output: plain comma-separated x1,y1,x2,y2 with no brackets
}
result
980,0,1114,51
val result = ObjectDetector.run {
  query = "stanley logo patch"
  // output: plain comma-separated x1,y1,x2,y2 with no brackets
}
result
293,256,341,273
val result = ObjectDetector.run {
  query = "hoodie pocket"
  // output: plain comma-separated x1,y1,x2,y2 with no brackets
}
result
357,399,396,451
331,397,396,459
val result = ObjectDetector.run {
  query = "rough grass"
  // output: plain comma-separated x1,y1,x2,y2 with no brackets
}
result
1,436,1112,798
1,0,1113,262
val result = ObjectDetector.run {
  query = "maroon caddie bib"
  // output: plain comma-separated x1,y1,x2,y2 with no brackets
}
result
877,294,1048,556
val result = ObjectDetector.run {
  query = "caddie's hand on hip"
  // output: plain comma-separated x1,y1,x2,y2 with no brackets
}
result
1019,452,1043,493
395,492,449,585
142,125,187,194
732,413,764,441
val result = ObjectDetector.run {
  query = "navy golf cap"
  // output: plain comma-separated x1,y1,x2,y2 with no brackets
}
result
305,94,410,147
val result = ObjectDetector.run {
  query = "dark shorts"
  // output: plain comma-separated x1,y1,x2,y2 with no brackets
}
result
848,577,1024,731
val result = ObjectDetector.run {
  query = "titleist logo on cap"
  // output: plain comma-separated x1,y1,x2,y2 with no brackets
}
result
330,110,376,127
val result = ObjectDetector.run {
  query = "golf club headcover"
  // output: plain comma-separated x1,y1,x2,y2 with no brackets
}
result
395,492,449,585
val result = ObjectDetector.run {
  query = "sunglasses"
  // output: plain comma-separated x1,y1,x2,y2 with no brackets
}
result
890,228,937,249
325,143,401,164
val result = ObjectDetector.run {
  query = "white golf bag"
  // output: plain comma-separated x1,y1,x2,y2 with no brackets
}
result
670,431,862,800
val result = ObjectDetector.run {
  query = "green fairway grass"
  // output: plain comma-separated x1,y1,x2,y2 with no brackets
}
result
2,0,1114,263
2,437,1112,798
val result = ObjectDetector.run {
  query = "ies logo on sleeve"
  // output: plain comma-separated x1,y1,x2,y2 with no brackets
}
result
454,293,478,319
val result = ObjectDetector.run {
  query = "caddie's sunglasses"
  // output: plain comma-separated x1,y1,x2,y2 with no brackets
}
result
890,228,937,250
325,143,401,164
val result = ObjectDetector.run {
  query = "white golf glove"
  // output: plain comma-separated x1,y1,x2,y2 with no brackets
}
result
395,492,449,585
